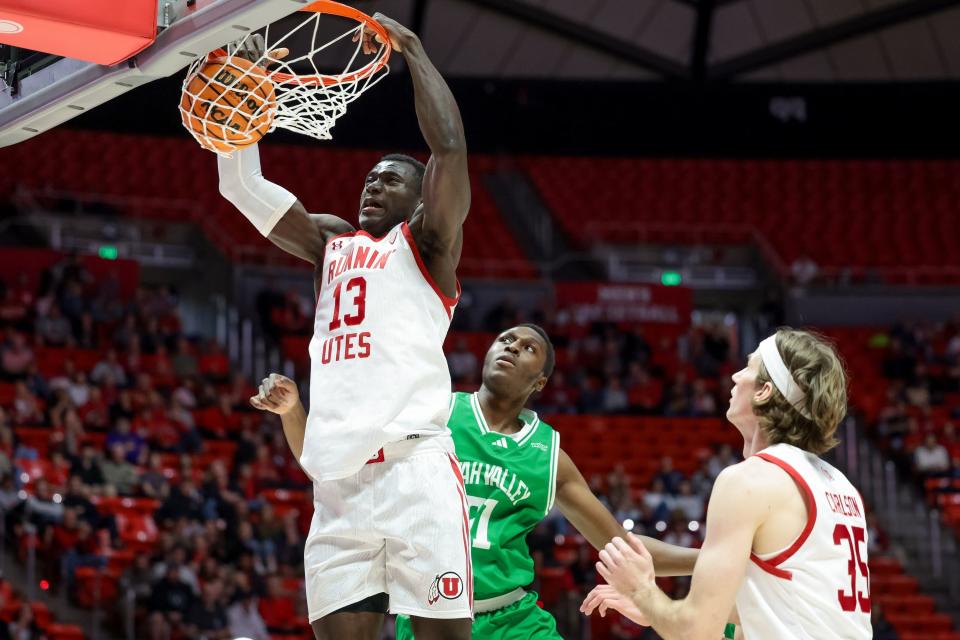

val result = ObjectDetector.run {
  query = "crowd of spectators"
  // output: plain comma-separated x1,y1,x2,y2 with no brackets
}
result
0,257,311,639
870,322,960,483
2,263,952,639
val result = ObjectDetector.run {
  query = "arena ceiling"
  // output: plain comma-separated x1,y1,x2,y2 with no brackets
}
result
366,0,960,81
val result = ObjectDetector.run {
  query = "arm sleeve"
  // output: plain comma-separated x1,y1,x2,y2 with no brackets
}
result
217,143,298,237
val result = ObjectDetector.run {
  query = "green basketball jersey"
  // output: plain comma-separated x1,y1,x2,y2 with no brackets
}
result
449,391,560,601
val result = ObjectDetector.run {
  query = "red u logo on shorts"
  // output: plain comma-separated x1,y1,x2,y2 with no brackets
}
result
438,572,463,599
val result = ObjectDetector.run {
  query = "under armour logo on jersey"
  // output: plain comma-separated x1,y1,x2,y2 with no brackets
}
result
492,437,509,448
330,240,344,250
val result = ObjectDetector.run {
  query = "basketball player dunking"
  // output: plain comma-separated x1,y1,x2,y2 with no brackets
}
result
581,329,873,639
254,327,699,639
217,14,473,640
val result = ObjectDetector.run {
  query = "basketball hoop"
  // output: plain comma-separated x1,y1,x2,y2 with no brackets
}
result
180,0,391,156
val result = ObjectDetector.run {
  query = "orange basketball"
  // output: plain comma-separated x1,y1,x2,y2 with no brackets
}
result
180,56,276,153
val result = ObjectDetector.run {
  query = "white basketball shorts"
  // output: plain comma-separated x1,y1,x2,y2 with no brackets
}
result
304,435,473,621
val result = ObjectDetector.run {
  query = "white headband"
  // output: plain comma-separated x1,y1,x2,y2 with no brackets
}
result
757,335,811,419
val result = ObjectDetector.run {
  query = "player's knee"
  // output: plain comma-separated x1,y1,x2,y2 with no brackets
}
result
408,616,473,640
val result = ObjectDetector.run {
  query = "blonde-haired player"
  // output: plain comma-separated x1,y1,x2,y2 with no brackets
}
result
581,328,872,640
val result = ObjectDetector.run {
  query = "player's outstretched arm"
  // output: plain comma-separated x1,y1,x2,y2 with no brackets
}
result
581,463,763,640
369,14,469,292
250,373,306,460
554,449,698,576
216,34,353,265
218,145,354,265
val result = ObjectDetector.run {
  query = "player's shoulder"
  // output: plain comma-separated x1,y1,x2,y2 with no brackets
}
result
715,455,796,500
310,213,355,239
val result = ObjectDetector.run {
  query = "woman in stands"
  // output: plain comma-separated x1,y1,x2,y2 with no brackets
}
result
582,328,872,640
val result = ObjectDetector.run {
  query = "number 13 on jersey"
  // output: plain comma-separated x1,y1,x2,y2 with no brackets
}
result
320,276,372,364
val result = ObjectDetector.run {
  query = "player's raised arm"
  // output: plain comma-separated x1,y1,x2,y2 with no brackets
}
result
217,146,353,265
370,15,469,285
582,462,765,640
215,35,354,265
554,449,698,577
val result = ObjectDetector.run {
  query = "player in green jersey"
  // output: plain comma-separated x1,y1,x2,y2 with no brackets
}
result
393,324,699,639
249,324,699,639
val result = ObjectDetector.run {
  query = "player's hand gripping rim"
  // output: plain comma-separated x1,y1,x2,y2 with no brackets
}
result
352,12,414,54
231,32,289,68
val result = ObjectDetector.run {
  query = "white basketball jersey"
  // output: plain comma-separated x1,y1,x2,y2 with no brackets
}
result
298,221,458,482
735,443,872,640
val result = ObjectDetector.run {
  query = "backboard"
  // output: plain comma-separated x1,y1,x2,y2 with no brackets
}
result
0,0,310,149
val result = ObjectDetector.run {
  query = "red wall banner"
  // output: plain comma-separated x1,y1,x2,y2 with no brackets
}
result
554,282,692,326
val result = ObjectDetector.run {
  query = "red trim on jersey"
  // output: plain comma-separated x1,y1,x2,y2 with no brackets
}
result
754,452,818,569
750,553,793,580
447,453,473,609
401,222,460,319
365,448,385,464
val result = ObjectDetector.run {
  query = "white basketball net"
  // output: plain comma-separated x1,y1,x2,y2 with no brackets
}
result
180,9,390,157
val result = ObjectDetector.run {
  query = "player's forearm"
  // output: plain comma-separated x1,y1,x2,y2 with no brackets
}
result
631,584,701,640
401,38,466,156
632,582,726,640
279,401,307,461
639,536,699,577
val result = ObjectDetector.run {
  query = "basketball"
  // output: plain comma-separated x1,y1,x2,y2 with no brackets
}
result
180,55,276,153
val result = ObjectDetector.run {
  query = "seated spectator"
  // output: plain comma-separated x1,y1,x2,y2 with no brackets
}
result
71,444,106,488
914,432,950,475
149,562,195,625
185,579,231,640
0,331,34,380
101,443,138,496
171,336,198,378
663,372,692,416
74,311,97,349
62,474,100,527
12,381,44,424
157,479,203,524
50,409,85,459
690,379,717,416
447,337,478,384
706,443,738,481
601,378,629,414
23,478,64,533
112,313,140,352
120,553,155,606
90,349,128,387
64,371,91,411
106,418,146,465
21,362,49,400
663,514,697,547
642,478,675,523
258,574,296,633
171,377,198,410
36,304,72,346
140,452,170,499
79,386,110,430
227,585,270,640
673,480,705,521
7,602,45,640
654,456,685,494
942,422,960,461
627,364,662,414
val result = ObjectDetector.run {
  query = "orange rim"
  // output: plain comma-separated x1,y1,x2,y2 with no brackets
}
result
210,0,391,88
